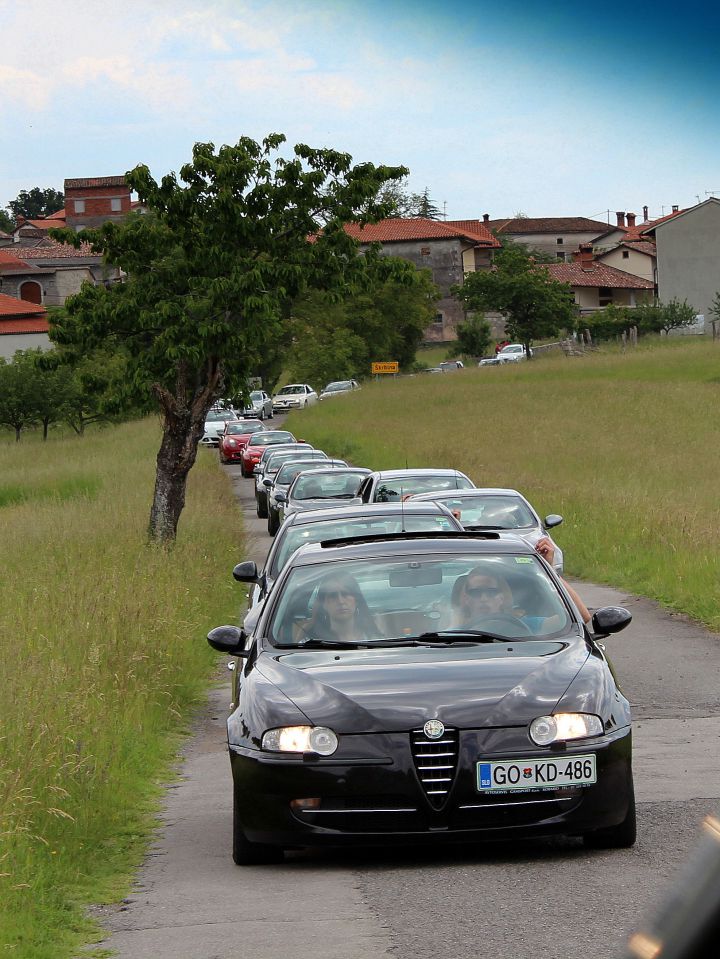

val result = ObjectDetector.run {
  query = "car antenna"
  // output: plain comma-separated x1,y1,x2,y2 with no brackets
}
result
400,484,406,532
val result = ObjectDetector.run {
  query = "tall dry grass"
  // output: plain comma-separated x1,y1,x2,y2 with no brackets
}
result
292,337,720,630
0,419,243,957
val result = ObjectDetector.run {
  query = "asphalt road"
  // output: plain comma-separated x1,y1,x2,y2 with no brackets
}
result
96,439,720,959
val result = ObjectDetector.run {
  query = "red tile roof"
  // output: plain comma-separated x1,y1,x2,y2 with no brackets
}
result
0,293,49,321
65,176,127,188
10,239,101,259
47,209,66,220
16,219,59,231
344,217,500,247
541,262,654,289
485,217,610,234
0,318,50,334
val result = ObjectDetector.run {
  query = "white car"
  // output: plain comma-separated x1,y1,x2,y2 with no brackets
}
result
242,390,274,420
356,468,475,504
200,408,237,446
319,379,360,400
496,343,532,362
272,383,318,412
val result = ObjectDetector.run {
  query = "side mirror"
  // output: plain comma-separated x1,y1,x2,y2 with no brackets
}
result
591,606,632,637
207,625,250,656
233,560,261,583
544,514,563,529
275,491,287,504
263,479,272,488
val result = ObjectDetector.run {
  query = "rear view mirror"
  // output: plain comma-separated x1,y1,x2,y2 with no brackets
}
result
207,625,250,656
591,606,632,636
389,566,444,588
233,561,261,584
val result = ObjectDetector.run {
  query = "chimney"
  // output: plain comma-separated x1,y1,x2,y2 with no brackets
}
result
616,211,626,228
643,205,649,221
483,213,490,223
574,243,595,269
672,205,679,213
626,212,636,228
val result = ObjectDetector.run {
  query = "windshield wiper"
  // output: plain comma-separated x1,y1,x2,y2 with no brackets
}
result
416,630,511,643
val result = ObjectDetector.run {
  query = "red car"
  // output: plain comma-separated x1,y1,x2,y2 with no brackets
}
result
218,420,266,465
240,430,297,477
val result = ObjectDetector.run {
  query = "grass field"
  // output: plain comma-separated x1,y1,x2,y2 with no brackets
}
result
289,336,720,631
0,421,243,958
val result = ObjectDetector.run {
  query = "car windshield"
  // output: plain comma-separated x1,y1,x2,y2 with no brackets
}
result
324,381,352,392
276,459,332,485
291,471,367,501
265,553,572,646
249,391,263,401
374,475,474,502
266,451,327,475
427,495,536,529
226,421,263,435
277,386,305,395
206,410,233,422
252,432,295,446
269,514,461,578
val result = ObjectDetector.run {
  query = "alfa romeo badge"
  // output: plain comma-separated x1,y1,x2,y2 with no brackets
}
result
423,719,445,739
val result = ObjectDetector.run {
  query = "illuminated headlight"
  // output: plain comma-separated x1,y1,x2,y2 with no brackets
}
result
262,726,338,756
529,713,603,746
226,439,237,447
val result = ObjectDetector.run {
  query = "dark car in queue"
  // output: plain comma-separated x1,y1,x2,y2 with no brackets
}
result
357,468,475,504
242,501,465,615
267,458,348,535
276,467,373,526
240,430,298,478
218,420,267,465
407,487,565,575
208,532,634,865
254,446,322,518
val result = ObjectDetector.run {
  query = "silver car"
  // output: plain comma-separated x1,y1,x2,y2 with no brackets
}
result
356,468,475,504
275,467,372,525
407,487,565,574
272,383,318,412
319,379,360,400
243,390,274,420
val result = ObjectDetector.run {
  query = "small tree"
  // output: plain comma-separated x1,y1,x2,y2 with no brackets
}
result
7,187,64,219
454,313,493,359
0,209,14,233
710,291,720,335
415,188,441,220
50,134,412,543
455,244,575,357
0,352,42,440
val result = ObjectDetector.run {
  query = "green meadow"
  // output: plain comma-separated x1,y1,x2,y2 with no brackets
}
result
292,337,720,631
0,421,243,958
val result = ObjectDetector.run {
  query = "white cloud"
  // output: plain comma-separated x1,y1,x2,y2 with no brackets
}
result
0,64,50,110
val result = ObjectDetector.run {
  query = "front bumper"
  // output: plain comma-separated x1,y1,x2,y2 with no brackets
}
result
229,725,632,848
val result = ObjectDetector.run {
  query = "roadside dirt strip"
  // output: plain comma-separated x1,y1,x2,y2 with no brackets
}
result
96,455,720,959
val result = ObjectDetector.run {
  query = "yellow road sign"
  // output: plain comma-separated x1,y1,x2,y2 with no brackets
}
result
371,361,399,374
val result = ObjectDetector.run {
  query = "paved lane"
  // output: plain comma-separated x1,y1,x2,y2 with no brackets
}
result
97,445,720,959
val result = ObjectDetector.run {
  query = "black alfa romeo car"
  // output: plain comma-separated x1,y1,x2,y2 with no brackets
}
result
208,532,634,864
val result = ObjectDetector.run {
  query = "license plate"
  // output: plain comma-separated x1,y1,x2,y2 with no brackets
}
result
477,754,597,792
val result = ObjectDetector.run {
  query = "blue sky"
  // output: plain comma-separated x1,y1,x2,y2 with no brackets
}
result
2,0,718,223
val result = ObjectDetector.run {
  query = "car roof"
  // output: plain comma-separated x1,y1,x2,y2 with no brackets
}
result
292,465,369,477
286,532,535,568
368,468,471,479
409,487,526,500
282,501,459,526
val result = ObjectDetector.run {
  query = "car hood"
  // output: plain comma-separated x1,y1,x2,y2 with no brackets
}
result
256,637,589,732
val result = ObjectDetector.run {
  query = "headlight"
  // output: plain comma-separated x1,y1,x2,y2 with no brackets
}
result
529,713,603,746
262,726,338,756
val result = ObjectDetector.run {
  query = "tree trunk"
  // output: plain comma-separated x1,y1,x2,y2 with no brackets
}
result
43,417,49,440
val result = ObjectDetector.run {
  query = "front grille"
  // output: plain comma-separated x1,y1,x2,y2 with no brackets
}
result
410,727,459,808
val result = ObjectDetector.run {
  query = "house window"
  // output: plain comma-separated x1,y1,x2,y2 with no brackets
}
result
111,197,122,212
622,250,629,259
556,238,563,245
420,246,431,256
433,312,444,325
599,287,613,307
74,200,85,213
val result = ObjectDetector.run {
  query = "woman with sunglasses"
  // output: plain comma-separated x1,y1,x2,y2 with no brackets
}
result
305,574,379,643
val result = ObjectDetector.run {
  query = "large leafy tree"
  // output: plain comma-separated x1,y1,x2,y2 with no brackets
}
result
455,244,576,356
288,267,438,386
49,134,412,542
0,209,13,233
7,187,64,219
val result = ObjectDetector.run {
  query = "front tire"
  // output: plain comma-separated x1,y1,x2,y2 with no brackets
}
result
583,786,636,849
233,784,283,865
256,492,268,519
267,508,280,536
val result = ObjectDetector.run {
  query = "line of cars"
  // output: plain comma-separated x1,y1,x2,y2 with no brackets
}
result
208,417,635,866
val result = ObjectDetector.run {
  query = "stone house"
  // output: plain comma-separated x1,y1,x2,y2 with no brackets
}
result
0,293,50,359
482,215,610,261
541,246,654,315
343,218,501,341
651,198,720,332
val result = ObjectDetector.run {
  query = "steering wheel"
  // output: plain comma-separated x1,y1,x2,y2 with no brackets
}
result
472,613,533,637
